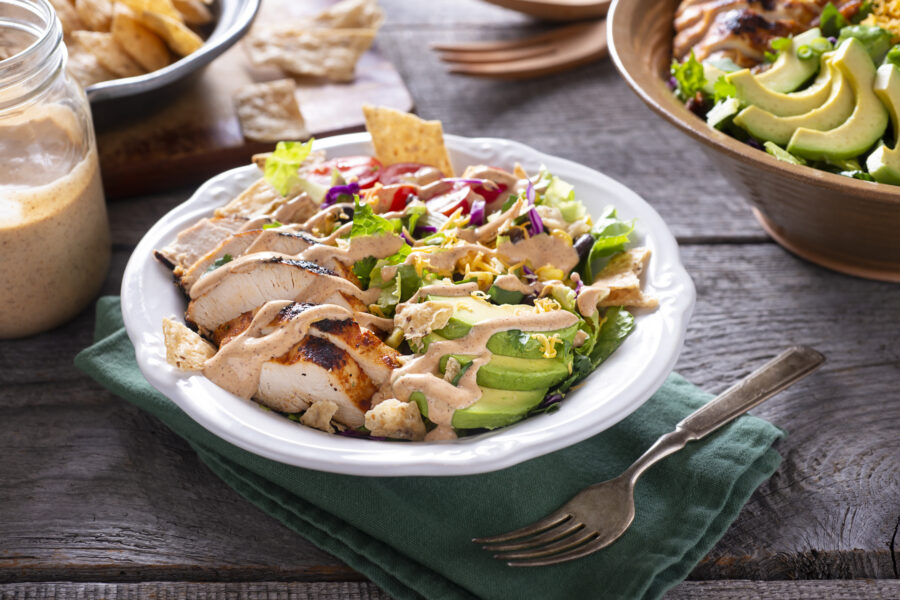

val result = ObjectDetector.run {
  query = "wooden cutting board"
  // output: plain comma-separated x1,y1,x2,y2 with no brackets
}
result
94,0,413,199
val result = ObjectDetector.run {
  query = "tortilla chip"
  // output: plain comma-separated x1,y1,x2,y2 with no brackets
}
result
162,317,215,371
48,0,86,37
234,78,309,143
72,31,144,78
75,0,113,31
141,10,204,55
172,0,212,25
312,0,384,29
244,27,375,82
594,248,659,308
112,5,171,72
299,400,338,433
116,0,182,21
66,40,117,87
362,105,455,176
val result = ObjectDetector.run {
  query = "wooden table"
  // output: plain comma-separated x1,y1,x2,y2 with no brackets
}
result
2,2,898,599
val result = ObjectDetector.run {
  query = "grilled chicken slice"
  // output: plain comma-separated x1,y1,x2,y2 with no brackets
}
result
186,254,370,335
178,229,319,293
154,215,247,271
672,0,852,67
256,335,376,428
214,302,401,428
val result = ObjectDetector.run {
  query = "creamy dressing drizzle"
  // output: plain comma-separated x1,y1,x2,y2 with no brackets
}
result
497,234,579,273
493,273,533,295
576,283,610,317
390,308,578,438
203,301,353,399
299,202,351,233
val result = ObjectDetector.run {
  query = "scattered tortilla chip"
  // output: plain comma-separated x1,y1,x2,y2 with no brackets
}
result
141,10,204,55
234,79,309,143
72,31,145,78
117,0,183,21
75,0,113,31
362,105,455,176
594,248,659,308
48,0,86,38
299,400,338,433
312,0,384,29
244,27,375,82
162,317,215,371
112,5,171,72
65,40,117,86
364,398,426,441
172,0,213,25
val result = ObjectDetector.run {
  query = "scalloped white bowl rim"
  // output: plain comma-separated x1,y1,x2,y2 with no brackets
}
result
121,132,695,476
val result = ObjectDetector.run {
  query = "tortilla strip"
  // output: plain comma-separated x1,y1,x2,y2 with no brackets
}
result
234,79,309,143
595,248,659,308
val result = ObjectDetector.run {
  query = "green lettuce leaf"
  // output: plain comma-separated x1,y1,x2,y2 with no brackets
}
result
670,51,706,101
820,2,847,38
589,307,635,366
580,207,635,283
350,197,399,238
539,170,588,223
264,139,315,196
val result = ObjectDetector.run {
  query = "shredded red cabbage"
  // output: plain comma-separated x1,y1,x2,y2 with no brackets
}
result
527,207,544,235
538,392,563,409
522,265,537,282
525,180,535,205
322,182,360,207
469,198,486,226
414,224,438,236
575,277,584,294
400,231,415,246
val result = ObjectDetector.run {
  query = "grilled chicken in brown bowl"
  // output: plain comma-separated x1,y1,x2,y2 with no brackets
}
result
608,0,900,281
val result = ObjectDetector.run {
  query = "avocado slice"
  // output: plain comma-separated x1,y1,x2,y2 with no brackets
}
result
788,38,889,160
755,28,824,93
733,64,854,145
488,284,524,305
866,64,900,184
437,352,571,391
411,386,547,430
428,294,579,359
728,55,833,117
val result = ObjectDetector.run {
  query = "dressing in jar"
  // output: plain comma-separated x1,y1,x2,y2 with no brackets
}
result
0,0,110,338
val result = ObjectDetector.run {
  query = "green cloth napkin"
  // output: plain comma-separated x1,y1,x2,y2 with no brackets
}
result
75,297,784,600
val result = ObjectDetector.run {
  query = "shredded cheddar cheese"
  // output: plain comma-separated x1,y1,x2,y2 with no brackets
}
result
550,229,573,245
533,297,562,313
532,333,562,359
863,1,900,39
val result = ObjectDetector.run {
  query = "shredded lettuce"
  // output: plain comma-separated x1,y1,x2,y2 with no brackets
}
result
670,51,706,101
539,170,588,222
712,75,736,102
264,139,315,196
350,197,398,238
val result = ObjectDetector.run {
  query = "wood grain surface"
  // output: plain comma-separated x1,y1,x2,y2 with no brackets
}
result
1,0,898,598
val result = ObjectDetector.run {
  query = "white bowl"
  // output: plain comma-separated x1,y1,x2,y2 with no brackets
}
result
121,133,695,476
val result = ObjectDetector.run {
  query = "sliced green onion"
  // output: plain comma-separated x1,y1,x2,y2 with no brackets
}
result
797,45,815,60
810,37,832,53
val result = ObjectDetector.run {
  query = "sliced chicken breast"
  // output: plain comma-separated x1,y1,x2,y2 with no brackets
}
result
154,215,247,271
187,254,371,334
256,335,376,428
179,229,319,293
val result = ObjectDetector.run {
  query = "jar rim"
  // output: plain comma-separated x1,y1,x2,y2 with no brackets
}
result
0,0,64,110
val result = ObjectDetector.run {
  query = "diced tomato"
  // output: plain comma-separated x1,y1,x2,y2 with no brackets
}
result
390,185,417,212
309,156,382,188
426,182,472,216
378,162,436,185
473,182,507,204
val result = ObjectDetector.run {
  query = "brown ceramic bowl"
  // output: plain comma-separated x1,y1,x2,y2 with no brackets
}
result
607,0,900,282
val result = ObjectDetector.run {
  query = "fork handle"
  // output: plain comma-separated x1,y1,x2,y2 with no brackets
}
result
676,346,824,439
622,346,824,483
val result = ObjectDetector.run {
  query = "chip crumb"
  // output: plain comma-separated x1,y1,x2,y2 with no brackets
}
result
299,399,338,433
362,105,455,177
162,317,216,370
595,248,659,308
234,79,309,143
364,398,426,441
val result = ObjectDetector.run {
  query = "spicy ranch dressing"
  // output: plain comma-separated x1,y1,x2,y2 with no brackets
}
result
0,106,110,338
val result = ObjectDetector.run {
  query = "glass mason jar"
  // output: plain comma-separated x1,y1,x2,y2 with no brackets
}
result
0,0,110,338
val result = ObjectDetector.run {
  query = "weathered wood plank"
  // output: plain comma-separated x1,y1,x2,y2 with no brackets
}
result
0,245,896,583
2,579,899,600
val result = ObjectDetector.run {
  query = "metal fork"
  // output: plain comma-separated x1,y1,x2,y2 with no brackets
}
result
474,346,826,567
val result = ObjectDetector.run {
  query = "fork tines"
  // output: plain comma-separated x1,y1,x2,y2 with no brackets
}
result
431,20,608,80
474,511,609,567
